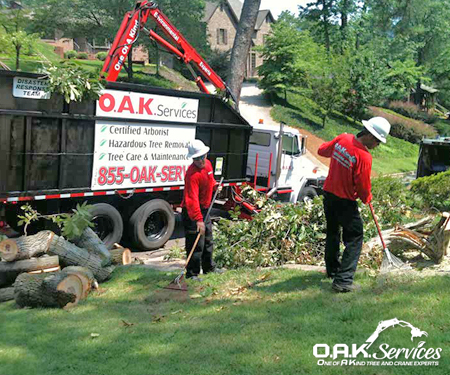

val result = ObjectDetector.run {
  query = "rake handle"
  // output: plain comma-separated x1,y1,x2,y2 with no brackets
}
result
369,202,387,250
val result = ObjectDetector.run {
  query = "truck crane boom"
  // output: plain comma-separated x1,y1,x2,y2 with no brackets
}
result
101,1,237,106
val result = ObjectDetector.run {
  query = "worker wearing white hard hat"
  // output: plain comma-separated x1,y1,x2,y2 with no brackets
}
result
181,139,222,280
318,117,391,293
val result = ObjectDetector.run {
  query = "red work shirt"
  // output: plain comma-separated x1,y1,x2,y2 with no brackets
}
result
182,159,216,222
318,133,373,204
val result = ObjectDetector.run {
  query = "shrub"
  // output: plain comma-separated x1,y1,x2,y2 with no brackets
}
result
388,100,439,124
410,170,450,211
96,52,107,61
64,50,77,59
370,106,437,143
433,120,450,137
77,52,89,60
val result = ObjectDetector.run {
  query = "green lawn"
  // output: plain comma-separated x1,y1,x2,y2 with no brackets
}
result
1,266,449,375
271,92,420,175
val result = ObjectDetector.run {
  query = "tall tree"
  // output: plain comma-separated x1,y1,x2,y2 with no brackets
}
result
226,0,261,104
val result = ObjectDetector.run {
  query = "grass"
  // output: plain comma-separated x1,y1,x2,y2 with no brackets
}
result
271,92,420,175
1,266,449,375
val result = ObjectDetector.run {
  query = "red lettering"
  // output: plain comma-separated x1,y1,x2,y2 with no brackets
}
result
130,166,139,184
148,166,157,183
161,166,169,182
98,93,115,112
139,97,153,115
175,166,182,182
139,166,148,183
117,95,135,113
168,166,176,182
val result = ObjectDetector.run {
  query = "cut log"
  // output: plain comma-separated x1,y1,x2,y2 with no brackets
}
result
364,213,450,264
0,256,60,287
61,266,95,299
109,246,132,265
0,231,53,262
72,228,112,266
14,272,83,308
0,287,14,303
48,234,113,282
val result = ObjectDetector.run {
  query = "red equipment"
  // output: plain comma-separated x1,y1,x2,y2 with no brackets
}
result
101,1,237,104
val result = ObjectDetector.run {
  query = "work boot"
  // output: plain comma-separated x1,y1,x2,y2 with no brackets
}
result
205,267,225,275
188,275,203,282
332,282,360,293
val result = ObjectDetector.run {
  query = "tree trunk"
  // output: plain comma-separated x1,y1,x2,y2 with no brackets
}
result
48,234,114,282
15,44,20,71
0,287,14,303
321,0,331,52
127,48,133,80
226,0,261,105
61,266,96,299
72,228,112,266
0,255,60,287
109,245,132,265
0,231,54,262
14,272,83,309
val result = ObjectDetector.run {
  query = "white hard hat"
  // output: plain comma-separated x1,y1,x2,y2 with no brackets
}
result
187,139,210,159
362,117,391,143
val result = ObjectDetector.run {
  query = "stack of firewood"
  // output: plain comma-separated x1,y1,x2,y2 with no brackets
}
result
0,229,132,308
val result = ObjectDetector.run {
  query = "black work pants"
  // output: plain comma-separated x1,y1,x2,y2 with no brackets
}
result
182,208,215,277
323,191,364,286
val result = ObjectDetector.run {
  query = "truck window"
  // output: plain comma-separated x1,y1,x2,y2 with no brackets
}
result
282,135,300,155
249,131,271,146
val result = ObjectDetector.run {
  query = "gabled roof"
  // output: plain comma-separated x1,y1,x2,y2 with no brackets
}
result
204,0,275,27
255,9,275,29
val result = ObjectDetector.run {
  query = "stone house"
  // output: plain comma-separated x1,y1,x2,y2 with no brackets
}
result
204,0,275,78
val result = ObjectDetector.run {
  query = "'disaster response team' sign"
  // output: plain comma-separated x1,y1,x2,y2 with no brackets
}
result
91,120,195,190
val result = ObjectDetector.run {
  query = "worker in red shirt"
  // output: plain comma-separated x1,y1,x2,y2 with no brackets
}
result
318,117,391,292
182,139,222,280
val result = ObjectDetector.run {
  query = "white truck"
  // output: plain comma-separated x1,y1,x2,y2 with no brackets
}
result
246,122,327,203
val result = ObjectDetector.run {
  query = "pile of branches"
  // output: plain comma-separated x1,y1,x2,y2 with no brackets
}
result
0,204,131,308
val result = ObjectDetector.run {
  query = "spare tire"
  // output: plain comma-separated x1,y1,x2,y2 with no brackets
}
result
129,199,175,251
88,203,123,249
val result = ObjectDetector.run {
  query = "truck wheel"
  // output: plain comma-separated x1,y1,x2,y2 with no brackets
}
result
89,204,123,249
129,199,175,251
297,187,318,204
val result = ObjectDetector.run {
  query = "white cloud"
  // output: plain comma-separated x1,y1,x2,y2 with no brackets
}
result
260,0,309,18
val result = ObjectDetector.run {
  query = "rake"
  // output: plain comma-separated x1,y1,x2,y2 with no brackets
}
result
369,202,411,273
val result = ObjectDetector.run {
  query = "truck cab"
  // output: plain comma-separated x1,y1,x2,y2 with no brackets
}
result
246,122,326,203
417,137,450,178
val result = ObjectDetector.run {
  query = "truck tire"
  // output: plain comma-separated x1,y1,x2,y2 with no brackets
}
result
129,199,175,251
297,186,318,204
88,204,123,249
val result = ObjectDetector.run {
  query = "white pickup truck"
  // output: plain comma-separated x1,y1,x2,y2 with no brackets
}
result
246,122,327,203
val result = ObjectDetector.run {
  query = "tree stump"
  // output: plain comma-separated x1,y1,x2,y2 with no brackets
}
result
0,231,53,262
48,234,113,282
0,256,60,287
110,245,132,265
14,272,83,308
61,266,95,299
72,228,112,266
0,287,14,303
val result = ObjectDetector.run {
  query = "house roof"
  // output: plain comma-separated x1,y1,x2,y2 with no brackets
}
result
421,84,439,94
204,0,275,27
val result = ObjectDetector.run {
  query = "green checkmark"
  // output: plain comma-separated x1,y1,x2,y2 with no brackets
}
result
101,125,107,132
100,139,107,146
181,102,187,109
99,153,106,160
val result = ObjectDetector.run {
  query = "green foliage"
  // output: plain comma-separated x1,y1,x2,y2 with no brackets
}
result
385,60,426,101
257,20,326,97
17,202,94,239
96,51,107,61
411,170,450,211
387,101,439,124
206,49,230,81
42,62,105,103
64,50,77,59
77,52,89,60
433,120,450,137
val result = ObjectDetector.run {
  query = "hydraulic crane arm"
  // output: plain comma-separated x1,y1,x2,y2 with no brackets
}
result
101,1,237,105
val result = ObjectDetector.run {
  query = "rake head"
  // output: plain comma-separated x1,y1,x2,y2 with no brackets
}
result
380,247,412,273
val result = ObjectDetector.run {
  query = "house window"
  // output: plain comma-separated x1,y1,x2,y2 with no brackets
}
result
217,28,228,45
251,53,256,73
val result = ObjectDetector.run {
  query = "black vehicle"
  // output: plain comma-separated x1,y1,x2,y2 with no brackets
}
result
0,70,251,250
416,137,450,178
